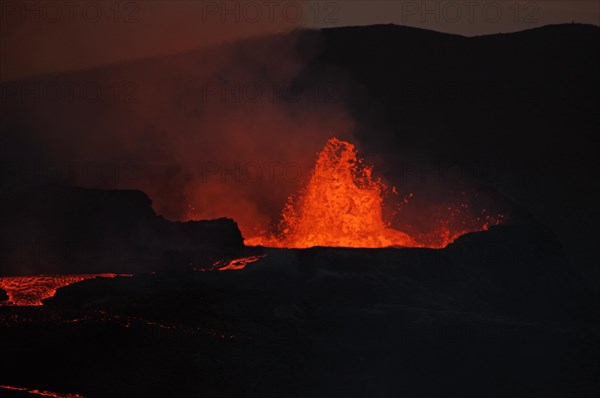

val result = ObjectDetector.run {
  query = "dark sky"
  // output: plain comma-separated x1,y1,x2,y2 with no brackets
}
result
1,1,599,81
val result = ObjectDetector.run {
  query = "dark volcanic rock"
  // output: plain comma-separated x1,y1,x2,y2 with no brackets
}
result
4,225,594,398
0,288,8,302
45,225,586,324
446,225,587,323
0,185,244,275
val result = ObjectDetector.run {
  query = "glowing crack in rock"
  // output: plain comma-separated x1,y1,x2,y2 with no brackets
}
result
0,384,84,398
211,255,266,271
0,274,130,306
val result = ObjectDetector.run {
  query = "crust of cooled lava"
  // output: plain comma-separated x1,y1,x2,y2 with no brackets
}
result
0,225,594,397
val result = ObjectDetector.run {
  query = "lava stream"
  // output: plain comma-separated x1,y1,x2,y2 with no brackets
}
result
0,384,84,398
211,255,266,271
0,274,130,306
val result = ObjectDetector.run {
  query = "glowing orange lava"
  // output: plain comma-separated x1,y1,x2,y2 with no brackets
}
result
246,138,415,248
246,137,503,249
413,205,504,248
0,274,129,306
0,384,84,398
211,255,266,271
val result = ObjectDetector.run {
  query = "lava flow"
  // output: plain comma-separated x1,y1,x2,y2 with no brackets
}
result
0,385,84,398
211,255,266,271
246,137,502,249
0,274,128,306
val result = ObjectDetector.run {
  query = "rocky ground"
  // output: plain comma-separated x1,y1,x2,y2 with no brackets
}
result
1,226,598,398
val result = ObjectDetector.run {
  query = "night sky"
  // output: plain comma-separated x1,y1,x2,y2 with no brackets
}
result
1,0,598,81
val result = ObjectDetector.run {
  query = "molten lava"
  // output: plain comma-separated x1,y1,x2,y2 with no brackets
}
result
246,137,503,249
211,255,266,271
0,274,128,306
0,385,84,398
246,138,415,248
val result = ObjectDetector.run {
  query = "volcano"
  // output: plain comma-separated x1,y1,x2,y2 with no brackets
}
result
0,21,598,398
